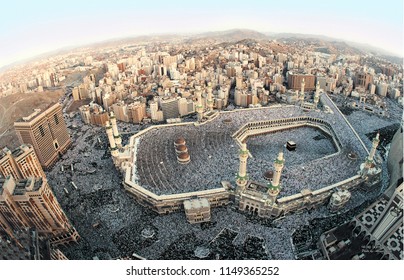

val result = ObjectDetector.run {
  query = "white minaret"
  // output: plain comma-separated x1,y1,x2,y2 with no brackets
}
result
195,86,204,122
105,121,118,157
365,133,380,167
206,84,214,112
236,142,249,190
314,81,320,108
300,78,305,104
361,133,380,177
109,112,122,148
267,151,285,204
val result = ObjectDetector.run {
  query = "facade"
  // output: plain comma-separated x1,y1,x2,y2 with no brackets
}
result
150,101,163,122
319,184,403,260
183,198,211,224
0,176,80,246
387,126,403,194
355,72,373,90
0,144,45,180
0,228,68,260
79,103,109,126
128,103,146,123
288,73,316,90
14,103,71,168
0,148,20,180
111,101,130,122
376,83,388,97
161,98,180,120
178,98,188,116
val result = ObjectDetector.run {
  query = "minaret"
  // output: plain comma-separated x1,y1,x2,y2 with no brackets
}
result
368,132,380,163
236,142,249,190
300,78,305,104
206,84,214,112
195,86,204,122
267,151,285,204
109,112,122,148
361,133,380,177
105,121,118,157
314,81,320,108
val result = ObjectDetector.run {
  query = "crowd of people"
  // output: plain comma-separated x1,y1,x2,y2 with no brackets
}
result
132,94,370,198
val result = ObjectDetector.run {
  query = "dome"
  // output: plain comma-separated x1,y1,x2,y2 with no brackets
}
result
174,137,186,145
178,152,190,159
176,145,187,152
263,170,274,180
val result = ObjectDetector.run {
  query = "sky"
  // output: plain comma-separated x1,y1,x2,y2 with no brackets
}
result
1,0,403,67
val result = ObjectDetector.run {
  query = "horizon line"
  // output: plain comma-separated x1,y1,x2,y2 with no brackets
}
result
1,28,403,71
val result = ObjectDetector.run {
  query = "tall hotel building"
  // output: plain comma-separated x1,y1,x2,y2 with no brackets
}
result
14,103,71,168
0,144,46,180
0,176,80,246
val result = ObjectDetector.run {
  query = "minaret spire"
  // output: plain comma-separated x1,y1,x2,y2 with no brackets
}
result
105,120,118,157
267,151,285,204
109,111,122,148
314,81,320,108
236,142,249,190
195,86,204,122
360,132,380,177
206,83,214,112
300,78,305,105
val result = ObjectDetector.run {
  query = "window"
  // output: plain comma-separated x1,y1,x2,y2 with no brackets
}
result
54,114,59,125
39,125,45,137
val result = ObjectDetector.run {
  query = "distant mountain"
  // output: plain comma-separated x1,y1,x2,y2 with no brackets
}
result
193,29,268,42
265,32,402,58
1,29,402,73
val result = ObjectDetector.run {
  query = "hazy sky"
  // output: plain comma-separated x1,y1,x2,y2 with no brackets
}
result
1,0,403,67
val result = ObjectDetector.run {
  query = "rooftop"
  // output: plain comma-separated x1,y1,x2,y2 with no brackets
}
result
183,198,209,210
15,103,59,123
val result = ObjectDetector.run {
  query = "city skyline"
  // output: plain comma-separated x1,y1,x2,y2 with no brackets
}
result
0,1,402,263
1,0,402,68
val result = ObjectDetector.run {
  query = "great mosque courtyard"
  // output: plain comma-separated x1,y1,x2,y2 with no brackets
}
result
131,93,367,198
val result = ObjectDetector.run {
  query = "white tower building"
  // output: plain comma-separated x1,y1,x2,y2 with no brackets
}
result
314,81,320,108
300,78,305,104
109,112,122,148
361,133,380,177
105,121,118,157
195,86,204,122
206,84,214,112
236,142,249,190
267,151,285,204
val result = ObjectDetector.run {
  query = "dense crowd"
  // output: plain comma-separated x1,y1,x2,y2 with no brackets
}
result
39,93,398,260
132,94,369,197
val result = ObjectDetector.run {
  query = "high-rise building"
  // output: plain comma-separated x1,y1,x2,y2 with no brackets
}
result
128,103,146,123
187,99,195,114
355,72,373,90
0,176,80,246
0,228,68,260
72,87,80,101
79,103,109,126
161,98,180,120
14,104,71,169
287,72,315,90
178,98,188,116
0,148,20,180
0,144,45,180
376,83,388,97
111,101,129,122
150,101,159,121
